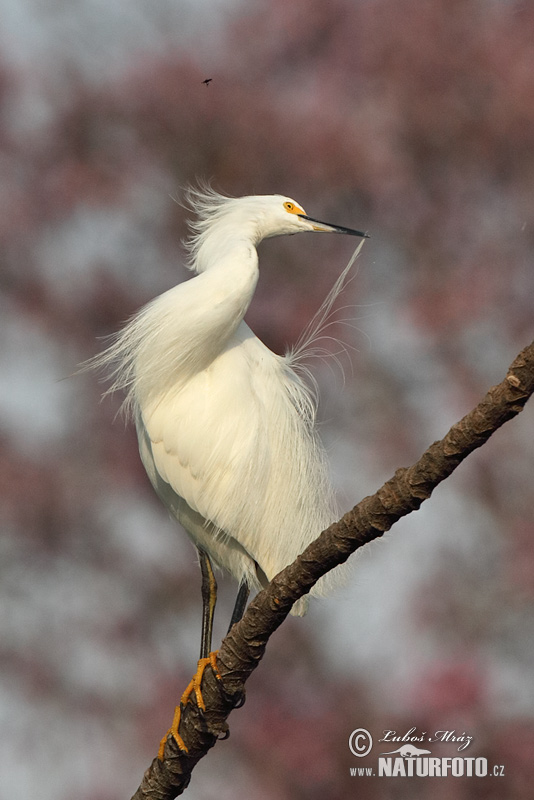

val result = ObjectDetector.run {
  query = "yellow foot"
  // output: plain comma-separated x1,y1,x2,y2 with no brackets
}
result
182,651,221,711
158,704,187,759
157,651,221,760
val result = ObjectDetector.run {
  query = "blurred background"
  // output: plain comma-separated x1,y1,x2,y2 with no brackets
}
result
1,0,534,797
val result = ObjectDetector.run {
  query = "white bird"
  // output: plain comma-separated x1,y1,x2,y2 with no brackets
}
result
90,187,367,754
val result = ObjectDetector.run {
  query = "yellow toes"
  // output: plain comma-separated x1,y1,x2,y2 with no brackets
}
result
158,705,188,760
158,652,221,760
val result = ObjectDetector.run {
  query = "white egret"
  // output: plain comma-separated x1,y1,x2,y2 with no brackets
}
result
90,187,368,754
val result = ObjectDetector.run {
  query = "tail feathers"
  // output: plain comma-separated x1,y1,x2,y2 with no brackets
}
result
291,596,309,616
289,561,351,617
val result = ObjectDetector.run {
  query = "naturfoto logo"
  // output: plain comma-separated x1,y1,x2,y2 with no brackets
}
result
348,727,505,779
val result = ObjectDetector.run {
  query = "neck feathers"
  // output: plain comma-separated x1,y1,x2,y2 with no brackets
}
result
90,239,259,415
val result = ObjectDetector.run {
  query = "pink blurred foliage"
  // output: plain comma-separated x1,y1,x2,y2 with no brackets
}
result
1,0,534,797
415,658,487,716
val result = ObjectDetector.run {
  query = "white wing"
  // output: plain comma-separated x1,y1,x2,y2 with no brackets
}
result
138,321,337,593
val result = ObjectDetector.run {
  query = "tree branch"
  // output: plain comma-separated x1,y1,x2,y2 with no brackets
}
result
131,340,534,799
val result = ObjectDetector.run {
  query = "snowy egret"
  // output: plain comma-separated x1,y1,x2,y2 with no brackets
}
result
91,187,368,754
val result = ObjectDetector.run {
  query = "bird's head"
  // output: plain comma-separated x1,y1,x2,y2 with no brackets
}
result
254,194,369,241
184,188,368,273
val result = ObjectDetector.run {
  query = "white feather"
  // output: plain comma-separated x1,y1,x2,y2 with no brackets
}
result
89,188,366,615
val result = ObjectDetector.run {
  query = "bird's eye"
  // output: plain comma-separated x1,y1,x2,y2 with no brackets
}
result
284,201,295,212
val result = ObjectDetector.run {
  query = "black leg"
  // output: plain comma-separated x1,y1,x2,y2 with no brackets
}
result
198,549,217,659
227,582,250,634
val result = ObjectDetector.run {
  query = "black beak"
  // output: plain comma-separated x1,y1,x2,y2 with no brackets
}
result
298,214,369,238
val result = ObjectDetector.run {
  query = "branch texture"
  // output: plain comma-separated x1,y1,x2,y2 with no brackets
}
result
132,340,534,799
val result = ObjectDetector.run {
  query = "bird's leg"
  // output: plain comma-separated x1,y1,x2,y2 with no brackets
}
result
180,549,222,711
158,549,221,759
199,548,217,659
227,582,250,633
